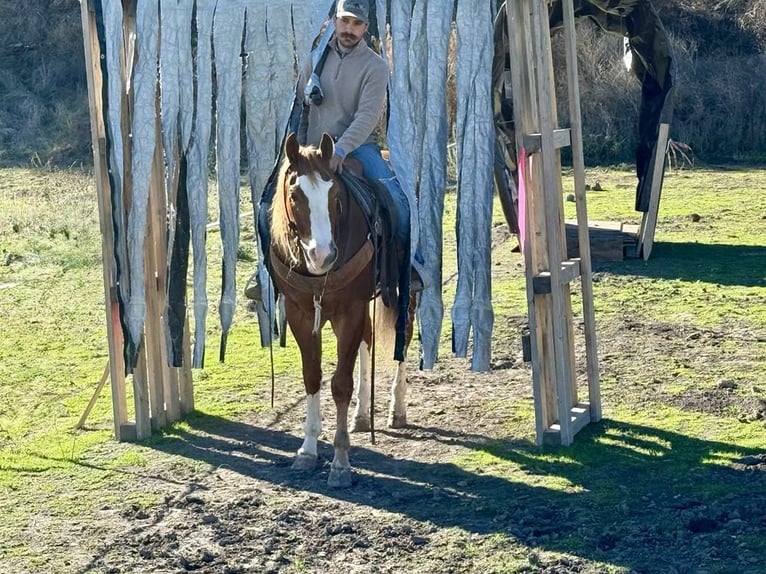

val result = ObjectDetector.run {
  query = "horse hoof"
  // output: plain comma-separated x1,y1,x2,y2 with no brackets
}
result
351,416,371,433
388,413,407,429
291,453,317,471
327,467,353,488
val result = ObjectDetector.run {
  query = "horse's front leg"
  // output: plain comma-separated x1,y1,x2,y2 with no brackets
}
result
328,303,366,488
287,301,323,471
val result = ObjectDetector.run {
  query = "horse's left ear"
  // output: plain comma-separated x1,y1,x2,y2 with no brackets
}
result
285,132,300,165
319,133,335,161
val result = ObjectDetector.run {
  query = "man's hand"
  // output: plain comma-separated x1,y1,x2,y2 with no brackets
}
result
329,153,345,173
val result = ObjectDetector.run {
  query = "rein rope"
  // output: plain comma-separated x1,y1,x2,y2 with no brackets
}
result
311,274,329,335
369,201,381,445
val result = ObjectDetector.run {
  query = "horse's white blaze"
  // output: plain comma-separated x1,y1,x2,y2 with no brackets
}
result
298,391,322,458
298,173,334,272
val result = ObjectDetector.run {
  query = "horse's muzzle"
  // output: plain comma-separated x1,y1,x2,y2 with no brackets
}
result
302,241,338,275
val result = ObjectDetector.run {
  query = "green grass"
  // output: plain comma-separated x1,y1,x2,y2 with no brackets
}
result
1,164,765,573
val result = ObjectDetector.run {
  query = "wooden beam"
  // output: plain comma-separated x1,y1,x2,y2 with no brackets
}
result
532,259,581,294
562,0,601,422
522,128,571,154
79,0,128,441
542,402,591,446
638,122,670,260
531,0,576,446
144,107,169,431
75,361,110,430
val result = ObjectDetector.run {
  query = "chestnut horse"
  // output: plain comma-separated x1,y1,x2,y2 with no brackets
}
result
269,132,415,488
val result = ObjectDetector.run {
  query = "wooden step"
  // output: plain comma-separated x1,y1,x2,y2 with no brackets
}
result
565,220,639,262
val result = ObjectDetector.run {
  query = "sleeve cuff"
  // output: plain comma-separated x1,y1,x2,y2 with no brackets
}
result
334,146,346,158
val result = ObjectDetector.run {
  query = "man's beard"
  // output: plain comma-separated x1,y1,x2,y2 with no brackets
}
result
339,33,361,49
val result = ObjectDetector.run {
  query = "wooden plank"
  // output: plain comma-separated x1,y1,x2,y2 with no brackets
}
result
532,259,581,294
132,343,152,440
522,128,571,154
507,0,551,445
542,402,591,446
587,220,623,231
565,224,625,262
638,122,670,260
144,112,168,431
76,361,110,430
179,312,195,414
531,0,576,446
118,423,138,442
562,0,600,423
79,0,128,440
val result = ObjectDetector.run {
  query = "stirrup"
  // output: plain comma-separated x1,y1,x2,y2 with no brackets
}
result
410,267,424,294
244,273,262,302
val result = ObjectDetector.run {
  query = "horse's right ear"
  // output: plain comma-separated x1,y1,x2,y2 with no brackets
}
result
284,132,300,164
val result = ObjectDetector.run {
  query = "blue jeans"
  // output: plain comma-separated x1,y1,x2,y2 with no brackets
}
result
348,142,410,245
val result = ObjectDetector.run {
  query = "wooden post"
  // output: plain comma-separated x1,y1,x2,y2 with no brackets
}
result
506,0,600,446
79,0,129,441
80,0,194,440
562,0,601,422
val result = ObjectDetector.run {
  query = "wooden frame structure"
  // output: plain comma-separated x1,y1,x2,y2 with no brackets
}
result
506,0,601,446
80,0,193,441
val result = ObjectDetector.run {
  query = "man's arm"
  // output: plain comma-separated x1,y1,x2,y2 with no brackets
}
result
334,57,389,157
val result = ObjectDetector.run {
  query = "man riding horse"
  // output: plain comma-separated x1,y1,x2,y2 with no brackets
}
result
246,0,423,303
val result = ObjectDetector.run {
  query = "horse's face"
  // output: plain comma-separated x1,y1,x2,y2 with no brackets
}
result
282,133,341,275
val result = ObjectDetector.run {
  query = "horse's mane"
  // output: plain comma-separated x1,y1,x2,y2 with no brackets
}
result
270,143,335,259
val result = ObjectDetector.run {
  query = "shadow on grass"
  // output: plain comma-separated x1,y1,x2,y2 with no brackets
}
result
597,241,766,287
138,411,765,573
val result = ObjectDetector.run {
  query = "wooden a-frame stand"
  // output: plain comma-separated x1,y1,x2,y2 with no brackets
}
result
506,0,601,446
80,0,194,441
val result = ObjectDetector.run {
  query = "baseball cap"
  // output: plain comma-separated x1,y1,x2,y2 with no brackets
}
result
336,0,369,24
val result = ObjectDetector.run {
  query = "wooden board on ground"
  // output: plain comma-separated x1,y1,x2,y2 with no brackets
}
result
565,220,639,262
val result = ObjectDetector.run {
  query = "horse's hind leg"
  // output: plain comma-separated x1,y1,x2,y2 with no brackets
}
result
388,292,416,429
388,360,408,428
351,341,371,432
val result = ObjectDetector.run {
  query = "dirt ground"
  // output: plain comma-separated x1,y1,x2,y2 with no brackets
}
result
64,312,765,574
15,228,765,574
76,349,539,574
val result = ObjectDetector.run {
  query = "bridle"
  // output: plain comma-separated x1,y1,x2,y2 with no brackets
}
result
271,162,374,335
281,165,353,269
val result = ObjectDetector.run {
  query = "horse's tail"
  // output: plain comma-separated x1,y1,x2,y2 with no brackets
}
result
370,295,399,355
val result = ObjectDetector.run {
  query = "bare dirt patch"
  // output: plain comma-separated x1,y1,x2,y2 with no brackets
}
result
58,320,766,574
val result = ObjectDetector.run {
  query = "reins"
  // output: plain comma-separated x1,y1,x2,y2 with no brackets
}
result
369,201,381,445
270,164,375,337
